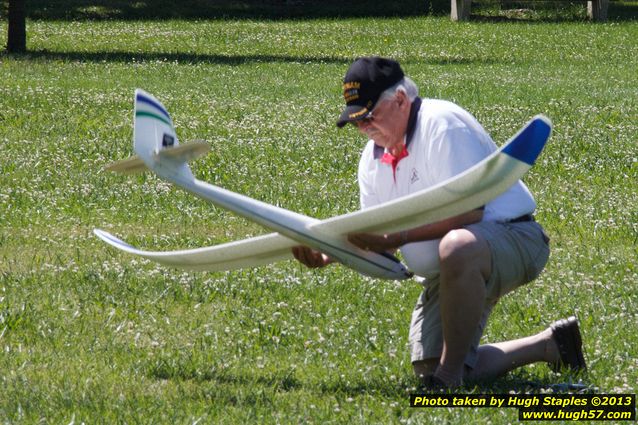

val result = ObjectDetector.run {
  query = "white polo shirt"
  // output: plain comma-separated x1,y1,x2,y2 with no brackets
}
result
357,98,536,277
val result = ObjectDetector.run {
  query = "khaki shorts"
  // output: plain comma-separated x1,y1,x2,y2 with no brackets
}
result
409,220,550,368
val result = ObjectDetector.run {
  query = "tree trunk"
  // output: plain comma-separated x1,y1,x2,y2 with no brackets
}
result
7,0,27,53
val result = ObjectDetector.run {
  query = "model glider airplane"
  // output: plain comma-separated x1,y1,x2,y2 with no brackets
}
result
94,89,551,280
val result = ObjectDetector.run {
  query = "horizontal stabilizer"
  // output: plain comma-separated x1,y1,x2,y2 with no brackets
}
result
157,140,210,161
105,140,211,175
105,155,148,174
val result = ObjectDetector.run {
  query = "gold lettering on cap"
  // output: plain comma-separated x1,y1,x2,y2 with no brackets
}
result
343,82,362,102
344,89,359,102
348,107,369,119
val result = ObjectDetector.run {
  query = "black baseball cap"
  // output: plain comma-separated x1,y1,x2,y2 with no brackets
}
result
336,57,405,128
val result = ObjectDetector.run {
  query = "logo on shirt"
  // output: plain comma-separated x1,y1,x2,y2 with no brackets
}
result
410,168,420,185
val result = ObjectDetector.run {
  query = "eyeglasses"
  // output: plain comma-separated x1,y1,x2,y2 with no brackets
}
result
351,96,393,128
352,112,375,128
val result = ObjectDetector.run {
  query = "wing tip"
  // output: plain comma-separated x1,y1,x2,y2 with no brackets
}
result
93,228,136,251
502,115,552,165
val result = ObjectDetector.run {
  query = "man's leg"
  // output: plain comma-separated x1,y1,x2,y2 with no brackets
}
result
469,316,587,380
412,221,559,386
416,326,565,383
467,328,558,380
433,228,491,387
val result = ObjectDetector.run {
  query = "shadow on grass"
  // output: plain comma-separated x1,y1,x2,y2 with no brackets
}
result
475,373,596,394
467,12,632,23
450,0,638,25
150,365,304,391
4,49,503,67
460,0,637,22
607,0,638,19
149,361,408,398
148,362,595,399
12,0,635,22
4,49,351,65
13,0,435,21
468,13,589,23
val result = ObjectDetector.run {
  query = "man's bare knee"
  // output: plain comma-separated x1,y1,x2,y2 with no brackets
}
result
439,229,491,281
413,358,440,380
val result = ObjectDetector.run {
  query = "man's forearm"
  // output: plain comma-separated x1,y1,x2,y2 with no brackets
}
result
347,209,484,253
393,208,484,245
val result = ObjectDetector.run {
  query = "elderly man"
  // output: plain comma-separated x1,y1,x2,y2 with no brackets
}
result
293,57,585,388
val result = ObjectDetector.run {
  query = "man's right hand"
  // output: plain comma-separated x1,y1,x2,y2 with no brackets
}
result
292,246,332,268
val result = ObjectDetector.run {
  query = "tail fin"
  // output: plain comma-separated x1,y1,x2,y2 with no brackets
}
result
134,89,178,158
105,90,209,176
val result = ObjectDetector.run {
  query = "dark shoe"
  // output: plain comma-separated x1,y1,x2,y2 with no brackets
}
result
549,316,587,372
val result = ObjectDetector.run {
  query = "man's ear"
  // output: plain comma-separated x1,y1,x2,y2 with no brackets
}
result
396,89,410,110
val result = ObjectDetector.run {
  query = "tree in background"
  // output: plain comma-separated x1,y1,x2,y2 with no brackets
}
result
6,0,26,52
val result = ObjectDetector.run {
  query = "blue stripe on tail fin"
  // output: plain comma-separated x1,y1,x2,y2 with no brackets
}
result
136,92,172,123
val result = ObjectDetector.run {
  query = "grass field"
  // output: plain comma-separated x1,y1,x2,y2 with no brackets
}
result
1,3,637,423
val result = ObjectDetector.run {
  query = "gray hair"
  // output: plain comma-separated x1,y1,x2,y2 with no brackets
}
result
378,76,419,102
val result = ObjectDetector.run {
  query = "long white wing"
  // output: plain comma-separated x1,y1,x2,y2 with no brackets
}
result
95,229,295,271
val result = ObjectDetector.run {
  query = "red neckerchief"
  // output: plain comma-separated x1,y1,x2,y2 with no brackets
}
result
381,144,409,182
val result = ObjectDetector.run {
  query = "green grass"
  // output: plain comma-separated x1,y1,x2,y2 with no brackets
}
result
1,10,637,424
